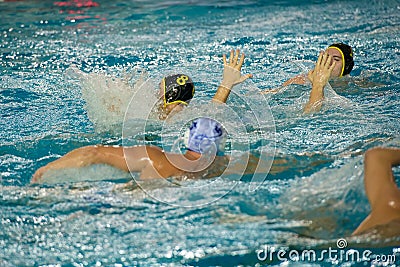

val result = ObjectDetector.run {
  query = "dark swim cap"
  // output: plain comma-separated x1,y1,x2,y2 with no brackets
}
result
162,74,195,107
328,43,354,76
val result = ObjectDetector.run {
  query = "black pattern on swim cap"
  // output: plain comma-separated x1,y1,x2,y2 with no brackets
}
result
163,74,195,105
186,117,226,155
329,43,354,76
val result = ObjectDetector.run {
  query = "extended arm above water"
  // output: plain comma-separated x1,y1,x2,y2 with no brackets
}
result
212,49,253,104
303,52,335,113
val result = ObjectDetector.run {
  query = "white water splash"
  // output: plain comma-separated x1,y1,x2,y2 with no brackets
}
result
65,67,158,134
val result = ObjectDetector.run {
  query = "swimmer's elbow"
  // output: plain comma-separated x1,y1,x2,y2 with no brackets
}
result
364,148,380,164
364,147,391,166
303,101,322,114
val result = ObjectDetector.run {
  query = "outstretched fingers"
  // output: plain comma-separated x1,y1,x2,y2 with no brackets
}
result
224,49,246,68
324,53,333,69
316,52,334,72
328,60,336,73
219,48,252,89
234,49,240,64
322,52,329,67
316,51,324,67
238,52,245,68
229,49,234,63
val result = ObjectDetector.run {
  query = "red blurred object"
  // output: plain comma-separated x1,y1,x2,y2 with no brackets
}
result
53,0,105,24
54,0,99,8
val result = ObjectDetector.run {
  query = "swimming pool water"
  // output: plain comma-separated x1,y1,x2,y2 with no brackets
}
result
1,0,400,266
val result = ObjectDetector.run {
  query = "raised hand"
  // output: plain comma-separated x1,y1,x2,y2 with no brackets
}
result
213,49,253,103
221,49,253,89
303,52,336,113
307,52,336,88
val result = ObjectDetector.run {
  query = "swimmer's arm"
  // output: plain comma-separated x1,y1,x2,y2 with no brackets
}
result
303,75,324,113
135,148,180,179
31,146,148,183
212,49,253,104
352,147,400,235
363,147,400,209
31,146,130,183
213,85,231,104
262,72,310,94
303,53,335,113
283,74,308,86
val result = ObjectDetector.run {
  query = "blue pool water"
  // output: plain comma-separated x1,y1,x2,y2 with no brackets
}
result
1,0,400,266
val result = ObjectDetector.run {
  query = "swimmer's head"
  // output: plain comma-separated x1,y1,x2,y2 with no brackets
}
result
185,117,227,155
162,74,195,107
327,43,354,77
